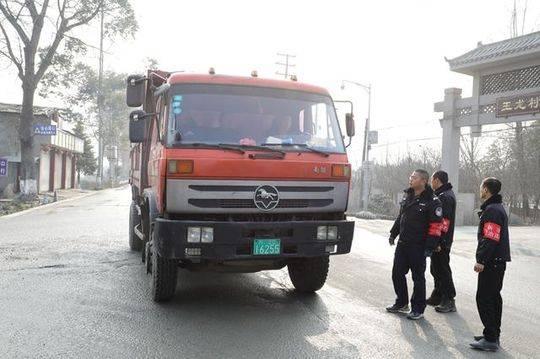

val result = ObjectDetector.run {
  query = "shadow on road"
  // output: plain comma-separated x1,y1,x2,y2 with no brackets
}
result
138,269,360,358
399,317,454,358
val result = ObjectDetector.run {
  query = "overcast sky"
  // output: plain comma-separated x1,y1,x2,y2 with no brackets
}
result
1,0,539,167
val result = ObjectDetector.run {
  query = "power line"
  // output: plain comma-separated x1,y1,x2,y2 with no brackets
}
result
371,119,435,132
371,123,540,148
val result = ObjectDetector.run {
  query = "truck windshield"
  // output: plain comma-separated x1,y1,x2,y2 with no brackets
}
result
167,84,345,153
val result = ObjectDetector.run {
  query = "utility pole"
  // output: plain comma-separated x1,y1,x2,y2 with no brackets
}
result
276,53,296,79
341,80,372,211
96,5,105,189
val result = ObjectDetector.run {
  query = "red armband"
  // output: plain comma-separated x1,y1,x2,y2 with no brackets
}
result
441,218,450,233
428,222,442,237
483,222,501,242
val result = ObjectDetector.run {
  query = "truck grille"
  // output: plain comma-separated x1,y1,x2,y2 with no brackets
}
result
188,185,333,192
166,179,348,214
188,198,333,209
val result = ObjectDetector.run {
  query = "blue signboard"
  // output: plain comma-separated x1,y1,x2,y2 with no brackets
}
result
33,124,57,135
0,158,7,177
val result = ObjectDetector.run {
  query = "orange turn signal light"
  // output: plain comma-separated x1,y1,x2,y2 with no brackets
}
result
332,164,351,177
168,160,193,174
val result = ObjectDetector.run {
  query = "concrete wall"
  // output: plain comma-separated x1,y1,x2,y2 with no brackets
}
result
0,112,54,195
39,149,50,193
54,151,62,190
65,155,73,189
0,162,19,197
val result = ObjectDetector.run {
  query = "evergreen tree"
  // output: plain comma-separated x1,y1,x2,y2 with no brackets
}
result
72,121,97,184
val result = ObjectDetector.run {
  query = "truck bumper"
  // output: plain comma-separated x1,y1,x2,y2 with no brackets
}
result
153,218,354,260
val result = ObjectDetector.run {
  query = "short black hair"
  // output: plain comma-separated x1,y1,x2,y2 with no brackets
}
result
432,170,449,184
414,169,429,182
482,177,501,195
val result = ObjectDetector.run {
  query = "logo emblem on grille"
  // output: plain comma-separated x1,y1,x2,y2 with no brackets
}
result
254,185,279,211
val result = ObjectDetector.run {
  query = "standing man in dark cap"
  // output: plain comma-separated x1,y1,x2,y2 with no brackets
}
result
386,169,443,320
470,177,511,352
428,170,457,313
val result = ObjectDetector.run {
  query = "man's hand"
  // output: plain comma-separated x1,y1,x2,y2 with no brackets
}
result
389,236,396,246
474,263,485,273
424,249,433,257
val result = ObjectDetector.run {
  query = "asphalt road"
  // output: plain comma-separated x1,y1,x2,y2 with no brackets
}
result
1,186,538,358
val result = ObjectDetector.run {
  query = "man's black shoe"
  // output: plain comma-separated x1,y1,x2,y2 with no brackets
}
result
435,299,456,313
385,304,409,313
406,311,424,320
426,296,441,306
470,338,499,352
474,336,500,345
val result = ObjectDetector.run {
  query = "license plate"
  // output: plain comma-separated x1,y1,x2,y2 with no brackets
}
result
253,239,281,255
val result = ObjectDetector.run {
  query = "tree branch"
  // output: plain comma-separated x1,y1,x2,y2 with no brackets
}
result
36,1,102,82
65,0,103,31
0,1,30,44
24,0,38,20
34,22,64,81
0,20,24,78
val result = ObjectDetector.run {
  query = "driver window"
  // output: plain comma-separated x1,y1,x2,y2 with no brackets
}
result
309,103,336,148
159,95,168,141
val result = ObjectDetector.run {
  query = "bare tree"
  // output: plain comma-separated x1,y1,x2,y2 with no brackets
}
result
0,0,104,197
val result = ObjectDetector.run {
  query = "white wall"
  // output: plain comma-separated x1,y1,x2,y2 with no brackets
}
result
39,149,50,193
54,152,62,190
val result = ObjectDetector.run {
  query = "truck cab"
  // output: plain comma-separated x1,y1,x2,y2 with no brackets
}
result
127,70,356,301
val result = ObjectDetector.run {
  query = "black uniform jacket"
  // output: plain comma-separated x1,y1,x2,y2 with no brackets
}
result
390,186,443,250
434,183,456,248
476,194,511,265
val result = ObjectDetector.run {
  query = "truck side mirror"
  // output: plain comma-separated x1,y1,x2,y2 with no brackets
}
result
126,74,146,107
345,113,355,137
129,110,147,143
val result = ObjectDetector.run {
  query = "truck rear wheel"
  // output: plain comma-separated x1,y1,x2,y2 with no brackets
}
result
151,249,178,302
288,256,329,293
129,201,142,251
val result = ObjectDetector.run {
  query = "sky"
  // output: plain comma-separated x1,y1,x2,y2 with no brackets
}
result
1,0,539,168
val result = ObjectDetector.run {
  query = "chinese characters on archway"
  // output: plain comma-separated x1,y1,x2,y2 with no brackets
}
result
496,92,540,117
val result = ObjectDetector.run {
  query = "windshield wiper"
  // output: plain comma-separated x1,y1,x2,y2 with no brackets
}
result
261,143,330,157
218,143,286,156
170,143,245,154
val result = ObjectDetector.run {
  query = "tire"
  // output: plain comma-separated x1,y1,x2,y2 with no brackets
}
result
151,248,178,302
128,201,142,251
288,256,329,293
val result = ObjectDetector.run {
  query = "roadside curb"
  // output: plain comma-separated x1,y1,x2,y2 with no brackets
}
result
0,190,103,220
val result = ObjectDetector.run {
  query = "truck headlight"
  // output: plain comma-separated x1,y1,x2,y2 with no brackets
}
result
317,226,327,240
327,226,338,240
201,227,214,243
187,227,201,243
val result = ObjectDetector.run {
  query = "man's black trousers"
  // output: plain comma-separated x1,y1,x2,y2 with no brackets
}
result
392,243,426,313
430,246,456,300
476,263,506,342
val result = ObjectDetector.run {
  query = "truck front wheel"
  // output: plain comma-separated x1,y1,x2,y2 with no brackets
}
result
128,201,142,251
287,256,329,293
150,248,178,302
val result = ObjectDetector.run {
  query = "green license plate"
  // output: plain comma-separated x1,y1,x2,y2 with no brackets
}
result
253,239,281,255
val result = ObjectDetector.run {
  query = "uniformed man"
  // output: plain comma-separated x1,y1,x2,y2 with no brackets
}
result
386,169,443,320
470,177,511,352
428,170,457,313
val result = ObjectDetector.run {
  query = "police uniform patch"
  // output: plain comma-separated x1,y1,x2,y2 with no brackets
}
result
435,207,443,217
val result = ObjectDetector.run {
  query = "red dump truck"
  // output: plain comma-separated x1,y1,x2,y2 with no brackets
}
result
127,69,356,301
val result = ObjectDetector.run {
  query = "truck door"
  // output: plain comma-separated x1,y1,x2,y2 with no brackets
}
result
148,94,166,212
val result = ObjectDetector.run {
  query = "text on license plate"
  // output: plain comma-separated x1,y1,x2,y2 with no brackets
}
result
253,239,281,255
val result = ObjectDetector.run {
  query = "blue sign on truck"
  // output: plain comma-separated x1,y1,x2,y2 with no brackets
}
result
33,124,57,135
0,158,7,177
